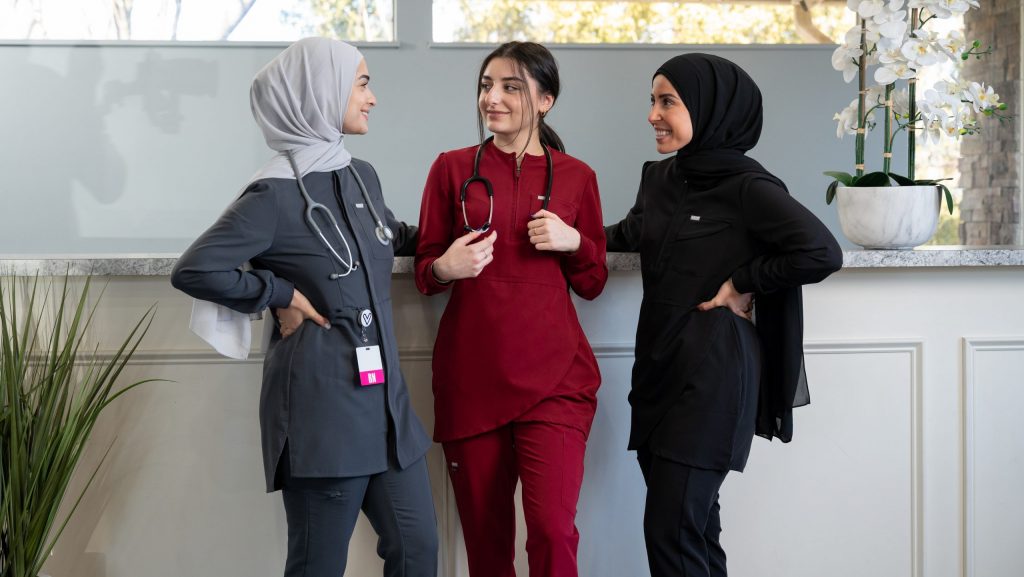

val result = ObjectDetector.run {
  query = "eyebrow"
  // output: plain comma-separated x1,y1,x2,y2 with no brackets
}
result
358,75,370,82
651,92,677,99
482,74,526,83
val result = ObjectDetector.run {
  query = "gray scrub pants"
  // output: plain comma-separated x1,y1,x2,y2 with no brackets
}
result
280,455,438,577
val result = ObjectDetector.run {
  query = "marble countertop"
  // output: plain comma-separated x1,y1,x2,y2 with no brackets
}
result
1,247,1023,276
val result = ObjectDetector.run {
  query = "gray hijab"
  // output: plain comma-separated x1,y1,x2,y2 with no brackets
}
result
248,36,364,181
190,37,364,360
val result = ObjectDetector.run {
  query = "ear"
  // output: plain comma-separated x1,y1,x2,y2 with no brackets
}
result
538,91,555,116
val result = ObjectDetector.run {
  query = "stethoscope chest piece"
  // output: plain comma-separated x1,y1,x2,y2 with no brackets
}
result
375,223,395,245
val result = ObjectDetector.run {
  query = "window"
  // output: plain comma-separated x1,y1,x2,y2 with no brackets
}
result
432,0,851,45
0,0,395,43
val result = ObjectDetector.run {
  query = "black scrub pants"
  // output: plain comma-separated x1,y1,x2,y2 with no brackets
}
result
638,448,729,577
279,455,438,577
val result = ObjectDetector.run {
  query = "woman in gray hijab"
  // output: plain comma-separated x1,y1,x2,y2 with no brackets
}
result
172,37,437,577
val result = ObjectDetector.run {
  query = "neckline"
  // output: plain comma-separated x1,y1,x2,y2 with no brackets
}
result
486,140,548,164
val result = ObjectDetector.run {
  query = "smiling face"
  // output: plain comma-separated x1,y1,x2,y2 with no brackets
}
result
478,56,553,146
342,58,375,134
649,74,693,154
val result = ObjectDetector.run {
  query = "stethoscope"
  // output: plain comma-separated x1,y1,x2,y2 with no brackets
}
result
286,152,394,279
460,136,553,232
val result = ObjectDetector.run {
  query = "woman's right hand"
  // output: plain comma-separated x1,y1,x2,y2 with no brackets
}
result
431,230,497,282
275,289,329,339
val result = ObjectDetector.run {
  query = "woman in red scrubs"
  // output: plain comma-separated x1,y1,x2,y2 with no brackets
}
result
414,41,607,577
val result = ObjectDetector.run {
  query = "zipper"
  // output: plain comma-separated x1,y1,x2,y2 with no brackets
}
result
512,160,521,233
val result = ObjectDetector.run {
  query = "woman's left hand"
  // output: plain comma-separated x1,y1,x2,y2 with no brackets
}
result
698,278,754,320
527,209,581,253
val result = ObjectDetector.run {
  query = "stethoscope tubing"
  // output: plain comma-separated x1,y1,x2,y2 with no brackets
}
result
286,151,394,279
460,136,553,233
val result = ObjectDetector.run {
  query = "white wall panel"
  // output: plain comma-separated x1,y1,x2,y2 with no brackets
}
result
963,339,1024,577
721,342,922,577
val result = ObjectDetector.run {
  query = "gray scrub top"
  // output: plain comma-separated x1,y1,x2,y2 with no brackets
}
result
172,159,431,491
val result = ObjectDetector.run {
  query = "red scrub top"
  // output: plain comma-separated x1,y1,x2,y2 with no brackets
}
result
415,142,608,442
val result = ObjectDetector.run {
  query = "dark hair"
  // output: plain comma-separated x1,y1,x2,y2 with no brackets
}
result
476,41,565,153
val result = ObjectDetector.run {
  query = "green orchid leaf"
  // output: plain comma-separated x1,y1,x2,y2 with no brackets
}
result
854,171,893,187
914,177,952,185
823,171,855,186
938,183,954,214
826,180,839,204
887,172,916,186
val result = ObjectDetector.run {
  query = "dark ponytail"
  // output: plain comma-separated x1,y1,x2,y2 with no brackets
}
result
477,41,565,153
538,116,564,154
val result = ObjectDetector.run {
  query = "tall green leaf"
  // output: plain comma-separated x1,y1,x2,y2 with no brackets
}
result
0,276,156,577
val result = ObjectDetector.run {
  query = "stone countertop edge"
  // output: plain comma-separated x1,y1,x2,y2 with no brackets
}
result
1,248,1023,276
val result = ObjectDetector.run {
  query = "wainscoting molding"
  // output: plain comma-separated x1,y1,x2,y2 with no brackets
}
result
961,337,1024,577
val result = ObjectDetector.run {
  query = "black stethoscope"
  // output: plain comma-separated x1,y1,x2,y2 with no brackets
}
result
460,136,553,233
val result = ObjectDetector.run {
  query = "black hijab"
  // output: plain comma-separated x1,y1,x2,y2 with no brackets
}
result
655,53,779,188
656,53,810,443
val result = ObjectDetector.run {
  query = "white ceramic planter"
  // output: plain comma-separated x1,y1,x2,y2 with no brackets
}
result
835,185,941,249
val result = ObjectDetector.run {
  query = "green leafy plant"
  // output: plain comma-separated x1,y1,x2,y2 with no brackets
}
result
824,169,955,213
825,0,1011,214
1,276,155,577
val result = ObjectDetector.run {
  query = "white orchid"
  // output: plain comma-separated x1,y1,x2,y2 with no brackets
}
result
921,117,945,144
835,98,878,138
901,38,946,67
832,43,864,83
933,79,967,105
851,0,886,18
928,0,974,18
875,61,916,84
940,114,965,138
876,37,905,64
873,2,909,40
829,0,1006,196
968,82,1001,113
936,29,966,59
891,89,911,118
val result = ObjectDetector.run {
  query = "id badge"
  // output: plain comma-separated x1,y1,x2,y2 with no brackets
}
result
356,346,385,386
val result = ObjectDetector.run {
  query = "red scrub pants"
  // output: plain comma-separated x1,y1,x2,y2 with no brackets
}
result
443,420,588,577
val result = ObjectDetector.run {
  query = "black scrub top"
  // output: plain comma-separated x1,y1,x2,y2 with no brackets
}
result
605,158,842,461
172,159,431,491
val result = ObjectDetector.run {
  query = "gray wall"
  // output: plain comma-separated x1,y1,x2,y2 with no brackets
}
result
0,0,870,254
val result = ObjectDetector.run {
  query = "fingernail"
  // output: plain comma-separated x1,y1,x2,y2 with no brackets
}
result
324,323,332,330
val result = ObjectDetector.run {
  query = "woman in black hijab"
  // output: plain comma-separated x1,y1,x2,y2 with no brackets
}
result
605,54,842,576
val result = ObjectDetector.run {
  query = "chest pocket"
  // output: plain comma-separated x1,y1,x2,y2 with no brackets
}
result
676,215,730,241
667,215,732,277
531,195,578,226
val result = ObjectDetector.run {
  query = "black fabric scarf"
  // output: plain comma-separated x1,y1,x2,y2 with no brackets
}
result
655,53,809,442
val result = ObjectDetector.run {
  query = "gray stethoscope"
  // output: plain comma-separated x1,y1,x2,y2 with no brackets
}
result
286,152,393,279
461,136,553,232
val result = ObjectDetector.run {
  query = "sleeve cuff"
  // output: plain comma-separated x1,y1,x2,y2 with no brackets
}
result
564,233,596,268
731,267,755,295
268,277,295,309
419,257,452,293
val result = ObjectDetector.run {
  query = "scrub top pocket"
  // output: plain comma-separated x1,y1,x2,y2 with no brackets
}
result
668,216,733,278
